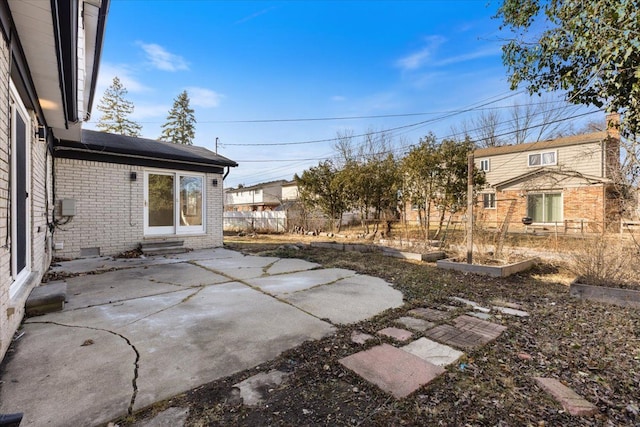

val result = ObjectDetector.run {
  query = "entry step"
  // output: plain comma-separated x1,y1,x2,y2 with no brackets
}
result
26,281,67,316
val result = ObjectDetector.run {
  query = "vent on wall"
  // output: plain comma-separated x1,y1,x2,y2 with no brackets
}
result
80,247,100,257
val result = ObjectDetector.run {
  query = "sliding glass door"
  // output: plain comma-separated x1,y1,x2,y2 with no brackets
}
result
144,171,205,235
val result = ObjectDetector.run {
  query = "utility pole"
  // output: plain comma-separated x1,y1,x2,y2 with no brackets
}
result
215,137,219,153
466,153,474,264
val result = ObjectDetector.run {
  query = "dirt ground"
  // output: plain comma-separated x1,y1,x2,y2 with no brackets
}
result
115,234,640,426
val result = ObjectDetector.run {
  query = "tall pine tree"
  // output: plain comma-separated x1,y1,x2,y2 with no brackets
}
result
159,90,196,145
96,77,142,137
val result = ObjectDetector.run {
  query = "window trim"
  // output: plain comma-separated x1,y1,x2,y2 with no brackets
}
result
479,158,490,172
144,169,206,236
482,193,496,209
528,150,557,167
526,192,563,223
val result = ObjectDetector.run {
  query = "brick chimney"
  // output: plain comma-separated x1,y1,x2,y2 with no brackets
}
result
606,112,621,140
605,113,621,179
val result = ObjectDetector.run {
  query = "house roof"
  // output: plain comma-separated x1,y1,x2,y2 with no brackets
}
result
474,131,609,158
226,180,289,193
493,167,610,190
4,0,110,142
55,130,238,173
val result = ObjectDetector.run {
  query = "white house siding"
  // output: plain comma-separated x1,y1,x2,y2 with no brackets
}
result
477,140,605,186
0,44,53,358
54,158,224,259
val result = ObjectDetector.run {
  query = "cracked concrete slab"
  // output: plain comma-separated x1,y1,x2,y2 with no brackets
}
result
0,247,401,427
281,275,403,324
128,282,335,411
64,263,226,311
194,255,280,280
49,256,182,275
245,268,356,296
0,323,136,426
265,258,320,275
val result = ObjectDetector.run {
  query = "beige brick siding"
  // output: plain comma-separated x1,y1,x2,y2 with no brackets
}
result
0,37,53,359
53,158,225,258
0,30,11,360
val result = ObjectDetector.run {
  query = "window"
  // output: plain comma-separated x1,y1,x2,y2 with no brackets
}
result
528,151,556,167
527,193,562,223
479,159,490,172
144,171,205,235
482,193,496,209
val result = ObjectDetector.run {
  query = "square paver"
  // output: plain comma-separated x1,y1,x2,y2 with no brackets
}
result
402,338,464,367
377,327,413,342
339,344,445,398
351,331,374,345
534,377,598,416
424,324,489,350
452,315,507,341
395,317,435,332
408,307,450,322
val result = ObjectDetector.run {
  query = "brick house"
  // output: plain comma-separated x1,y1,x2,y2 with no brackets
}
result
0,0,109,359
474,114,622,233
53,130,237,259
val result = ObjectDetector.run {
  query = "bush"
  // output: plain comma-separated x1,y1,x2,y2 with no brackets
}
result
568,236,639,287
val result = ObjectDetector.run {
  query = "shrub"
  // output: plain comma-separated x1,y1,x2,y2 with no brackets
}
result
568,236,639,287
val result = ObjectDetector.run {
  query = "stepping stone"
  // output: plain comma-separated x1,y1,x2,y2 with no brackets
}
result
491,299,523,309
134,406,189,426
450,297,491,313
402,338,464,367
452,315,507,341
26,281,67,316
533,377,598,416
493,306,530,317
377,327,413,342
351,331,374,345
424,324,489,350
395,317,435,331
233,370,289,406
339,344,445,398
408,307,449,322
467,311,491,320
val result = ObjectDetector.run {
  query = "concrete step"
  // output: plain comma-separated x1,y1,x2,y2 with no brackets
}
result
140,240,187,255
26,281,67,316
141,246,189,256
140,240,184,249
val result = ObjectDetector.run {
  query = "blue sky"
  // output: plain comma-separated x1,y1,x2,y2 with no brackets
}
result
88,1,597,188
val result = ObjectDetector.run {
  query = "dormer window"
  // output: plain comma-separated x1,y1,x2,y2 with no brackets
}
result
528,151,556,167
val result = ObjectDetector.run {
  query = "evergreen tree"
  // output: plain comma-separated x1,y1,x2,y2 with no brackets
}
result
159,90,196,145
96,77,142,137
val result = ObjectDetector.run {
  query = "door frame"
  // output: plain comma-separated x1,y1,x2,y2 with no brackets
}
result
9,80,31,298
143,170,206,236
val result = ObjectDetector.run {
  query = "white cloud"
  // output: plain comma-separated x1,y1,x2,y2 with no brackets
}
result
434,46,502,67
96,62,151,95
186,87,224,108
395,35,446,71
131,103,170,121
137,42,189,72
331,95,346,102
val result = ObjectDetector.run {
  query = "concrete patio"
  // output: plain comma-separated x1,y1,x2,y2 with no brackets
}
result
0,248,403,426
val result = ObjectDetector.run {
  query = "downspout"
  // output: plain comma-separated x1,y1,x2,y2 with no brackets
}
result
223,166,230,181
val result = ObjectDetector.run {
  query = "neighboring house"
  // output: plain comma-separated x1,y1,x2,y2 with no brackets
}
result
474,114,621,232
224,179,289,211
0,0,109,359
53,130,237,259
281,180,299,202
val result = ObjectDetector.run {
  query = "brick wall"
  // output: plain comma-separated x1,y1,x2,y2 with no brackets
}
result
0,39,53,359
53,158,225,258
476,186,609,232
0,28,11,359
